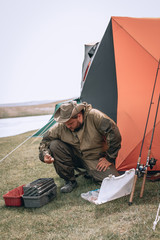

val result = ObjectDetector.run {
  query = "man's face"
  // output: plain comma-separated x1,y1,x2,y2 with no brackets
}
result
64,113,83,132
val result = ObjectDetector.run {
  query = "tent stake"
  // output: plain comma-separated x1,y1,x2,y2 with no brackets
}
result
140,94,160,198
128,60,160,205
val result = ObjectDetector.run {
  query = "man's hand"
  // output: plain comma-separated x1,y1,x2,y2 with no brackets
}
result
44,154,54,164
96,157,112,171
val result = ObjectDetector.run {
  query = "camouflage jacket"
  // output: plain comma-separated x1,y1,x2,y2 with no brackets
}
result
39,103,121,170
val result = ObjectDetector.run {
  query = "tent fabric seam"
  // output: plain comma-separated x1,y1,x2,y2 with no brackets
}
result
112,17,158,63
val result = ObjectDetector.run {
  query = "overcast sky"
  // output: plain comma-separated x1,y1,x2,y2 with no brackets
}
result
0,0,160,104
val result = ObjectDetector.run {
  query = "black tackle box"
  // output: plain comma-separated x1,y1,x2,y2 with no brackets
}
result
22,178,57,208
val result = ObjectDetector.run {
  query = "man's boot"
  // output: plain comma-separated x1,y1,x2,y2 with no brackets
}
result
60,180,77,193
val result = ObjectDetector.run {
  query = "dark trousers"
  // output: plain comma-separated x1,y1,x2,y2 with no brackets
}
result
50,140,85,181
49,140,119,182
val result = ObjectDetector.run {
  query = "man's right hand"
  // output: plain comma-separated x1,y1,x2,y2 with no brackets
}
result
44,154,54,164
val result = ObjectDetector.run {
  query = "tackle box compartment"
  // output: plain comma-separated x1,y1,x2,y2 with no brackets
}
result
23,178,56,196
22,178,57,208
22,184,57,208
3,185,25,207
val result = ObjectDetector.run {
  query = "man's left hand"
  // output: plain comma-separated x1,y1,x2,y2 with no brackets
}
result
96,157,112,171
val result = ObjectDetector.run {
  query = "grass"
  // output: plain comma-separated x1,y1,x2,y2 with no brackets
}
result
0,99,69,118
0,131,160,240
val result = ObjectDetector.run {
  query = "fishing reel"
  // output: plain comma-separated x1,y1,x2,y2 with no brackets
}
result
149,158,157,169
137,158,157,177
137,164,146,177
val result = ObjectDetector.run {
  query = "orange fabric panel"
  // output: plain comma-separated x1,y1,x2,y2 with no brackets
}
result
119,121,160,171
112,17,160,61
112,17,160,171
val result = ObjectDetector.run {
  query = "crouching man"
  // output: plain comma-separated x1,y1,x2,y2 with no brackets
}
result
39,101,121,193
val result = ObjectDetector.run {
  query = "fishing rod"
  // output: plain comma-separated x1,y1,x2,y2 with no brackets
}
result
129,60,160,205
140,94,160,198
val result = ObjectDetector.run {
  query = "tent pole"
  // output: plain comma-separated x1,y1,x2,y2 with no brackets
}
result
140,94,160,198
129,59,160,205
0,135,32,163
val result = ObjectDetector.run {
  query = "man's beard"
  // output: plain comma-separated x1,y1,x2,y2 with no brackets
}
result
73,122,84,132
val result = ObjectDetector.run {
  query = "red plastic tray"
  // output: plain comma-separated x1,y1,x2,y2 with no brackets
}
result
3,185,25,207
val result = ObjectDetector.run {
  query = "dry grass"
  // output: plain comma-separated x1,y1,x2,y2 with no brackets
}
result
0,99,71,118
0,132,160,240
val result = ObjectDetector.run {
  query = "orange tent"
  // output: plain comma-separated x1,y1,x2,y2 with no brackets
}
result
80,17,160,171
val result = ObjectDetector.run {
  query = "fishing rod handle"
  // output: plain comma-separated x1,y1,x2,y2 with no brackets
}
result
129,174,138,205
140,169,147,198
140,150,151,198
